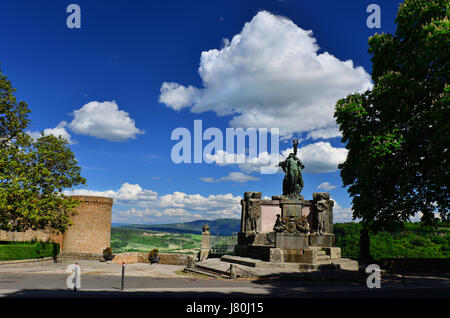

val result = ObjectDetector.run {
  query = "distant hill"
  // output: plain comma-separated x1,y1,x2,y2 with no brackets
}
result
114,218,241,236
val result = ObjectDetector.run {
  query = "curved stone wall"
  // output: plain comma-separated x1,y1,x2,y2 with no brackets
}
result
61,195,113,254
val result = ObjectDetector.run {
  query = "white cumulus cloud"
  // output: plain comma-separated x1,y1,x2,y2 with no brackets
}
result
159,11,372,139
317,182,337,191
200,172,260,183
331,199,355,223
204,142,347,174
296,142,348,174
28,121,75,144
68,101,144,142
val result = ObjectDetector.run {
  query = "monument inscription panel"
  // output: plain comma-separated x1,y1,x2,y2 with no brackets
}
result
260,204,281,234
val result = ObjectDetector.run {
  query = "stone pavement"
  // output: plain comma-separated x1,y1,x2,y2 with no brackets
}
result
0,259,449,299
0,258,186,278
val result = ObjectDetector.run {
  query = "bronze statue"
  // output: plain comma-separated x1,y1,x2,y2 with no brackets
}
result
278,139,305,199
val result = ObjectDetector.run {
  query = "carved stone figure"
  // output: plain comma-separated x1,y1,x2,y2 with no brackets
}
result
241,192,262,233
247,200,260,232
296,216,310,233
286,216,297,233
278,139,305,200
202,224,210,235
312,192,334,234
273,214,286,233
274,214,310,234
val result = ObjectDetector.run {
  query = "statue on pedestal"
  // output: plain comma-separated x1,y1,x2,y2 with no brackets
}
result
278,139,305,200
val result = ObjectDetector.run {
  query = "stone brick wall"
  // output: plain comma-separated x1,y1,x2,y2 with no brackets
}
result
112,252,194,265
112,252,144,264
0,195,113,256
58,252,104,261
0,229,62,245
61,196,113,254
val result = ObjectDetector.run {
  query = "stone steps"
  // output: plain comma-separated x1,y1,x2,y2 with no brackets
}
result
195,258,233,276
221,255,261,267
191,255,360,279
184,267,224,279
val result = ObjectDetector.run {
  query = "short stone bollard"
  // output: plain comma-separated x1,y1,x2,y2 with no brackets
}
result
229,264,237,279
187,255,194,269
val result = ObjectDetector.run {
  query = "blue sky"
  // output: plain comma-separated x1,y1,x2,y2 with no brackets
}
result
0,0,401,224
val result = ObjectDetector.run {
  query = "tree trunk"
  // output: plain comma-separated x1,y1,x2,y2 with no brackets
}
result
359,228,372,264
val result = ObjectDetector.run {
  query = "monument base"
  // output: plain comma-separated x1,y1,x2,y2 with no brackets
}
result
309,233,335,247
237,232,276,247
275,232,309,249
235,244,271,261
270,246,341,263
191,254,359,281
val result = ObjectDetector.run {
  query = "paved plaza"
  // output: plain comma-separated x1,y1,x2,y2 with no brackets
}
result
0,259,448,298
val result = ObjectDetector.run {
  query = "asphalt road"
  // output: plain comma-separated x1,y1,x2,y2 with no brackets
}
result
0,272,449,298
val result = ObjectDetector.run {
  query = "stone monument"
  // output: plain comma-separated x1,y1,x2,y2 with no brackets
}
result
189,140,358,279
235,140,339,262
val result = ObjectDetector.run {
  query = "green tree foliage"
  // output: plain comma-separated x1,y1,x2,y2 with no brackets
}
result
0,67,86,233
334,0,449,232
335,222,449,260
0,70,30,148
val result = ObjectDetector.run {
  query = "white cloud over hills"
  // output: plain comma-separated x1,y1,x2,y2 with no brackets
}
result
159,11,372,139
66,183,242,224
66,182,355,224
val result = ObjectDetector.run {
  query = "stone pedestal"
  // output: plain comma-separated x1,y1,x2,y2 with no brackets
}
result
276,233,308,249
309,233,335,247
270,246,342,263
199,230,210,261
280,200,304,217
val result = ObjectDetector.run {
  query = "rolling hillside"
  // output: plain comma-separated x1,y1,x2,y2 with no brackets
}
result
114,218,241,236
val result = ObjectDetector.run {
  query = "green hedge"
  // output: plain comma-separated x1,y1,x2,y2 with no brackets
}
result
0,241,60,261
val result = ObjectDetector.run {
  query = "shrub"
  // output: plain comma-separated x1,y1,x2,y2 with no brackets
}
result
0,242,59,261
103,247,113,256
148,248,159,258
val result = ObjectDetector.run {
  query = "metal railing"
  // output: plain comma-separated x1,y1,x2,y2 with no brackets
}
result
210,233,237,255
